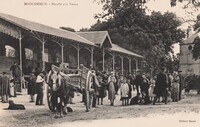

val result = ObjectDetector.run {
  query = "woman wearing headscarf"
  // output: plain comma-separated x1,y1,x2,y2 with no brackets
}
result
171,71,180,102
107,71,116,106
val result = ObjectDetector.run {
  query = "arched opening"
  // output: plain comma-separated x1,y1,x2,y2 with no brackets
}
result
93,48,102,71
104,52,113,72
0,33,19,73
22,36,43,74
131,59,137,74
25,48,33,60
115,55,122,74
80,47,91,68
5,45,16,57
64,44,78,69
123,57,129,76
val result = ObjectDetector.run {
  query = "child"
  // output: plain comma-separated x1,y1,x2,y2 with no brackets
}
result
127,78,132,105
9,76,15,97
120,77,129,106
149,79,156,102
27,72,36,102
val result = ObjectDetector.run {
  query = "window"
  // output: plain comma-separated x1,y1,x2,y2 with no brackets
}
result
25,48,33,60
5,45,15,57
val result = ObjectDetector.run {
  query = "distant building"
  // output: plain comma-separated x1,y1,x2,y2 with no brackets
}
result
179,28,200,77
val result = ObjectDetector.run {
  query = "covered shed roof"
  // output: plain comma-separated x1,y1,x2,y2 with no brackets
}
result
76,31,112,48
0,13,95,46
110,44,144,58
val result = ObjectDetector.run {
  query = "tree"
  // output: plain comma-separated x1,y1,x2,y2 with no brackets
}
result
192,36,200,60
194,14,200,31
191,15,200,60
92,0,185,73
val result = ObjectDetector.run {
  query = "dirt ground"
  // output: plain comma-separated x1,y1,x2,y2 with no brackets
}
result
0,89,200,127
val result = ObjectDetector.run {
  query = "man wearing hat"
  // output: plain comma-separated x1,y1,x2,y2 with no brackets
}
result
134,70,143,94
153,67,169,105
35,71,46,105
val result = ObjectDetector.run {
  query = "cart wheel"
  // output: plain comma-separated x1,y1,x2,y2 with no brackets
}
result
85,89,91,112
85,71,93,112
47,86,56,111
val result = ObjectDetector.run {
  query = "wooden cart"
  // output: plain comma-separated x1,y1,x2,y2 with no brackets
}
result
47,64,93,112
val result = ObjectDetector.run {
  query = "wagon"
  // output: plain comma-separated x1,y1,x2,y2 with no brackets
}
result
47,64,93,112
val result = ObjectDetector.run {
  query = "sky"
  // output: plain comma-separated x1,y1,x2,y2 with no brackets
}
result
0,0,199,54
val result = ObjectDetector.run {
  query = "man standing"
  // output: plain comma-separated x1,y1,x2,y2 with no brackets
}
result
35,71,45,105
10,62,21,80
153,67,169,105
10,62,21,92
134,71,143,94
0,72,10,103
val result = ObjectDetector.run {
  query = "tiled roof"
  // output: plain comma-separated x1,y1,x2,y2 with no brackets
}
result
76,31,112,47
183,28,200,44
110,44,144,58
0,13,95,46
77,31,143,58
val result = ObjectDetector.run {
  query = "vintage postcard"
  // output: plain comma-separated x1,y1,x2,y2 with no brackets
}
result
0,0,200,127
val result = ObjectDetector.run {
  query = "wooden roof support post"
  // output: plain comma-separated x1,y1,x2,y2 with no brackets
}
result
133,58,138,72
91,47,94,68
77,43,80,69
19,31,23,91
128,57,131,73
121,56,124,75
102,47,105,72
41,36,46,70
112,52,115,72
61,41,64,63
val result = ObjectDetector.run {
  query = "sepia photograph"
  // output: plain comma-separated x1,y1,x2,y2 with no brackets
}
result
0,0,200,127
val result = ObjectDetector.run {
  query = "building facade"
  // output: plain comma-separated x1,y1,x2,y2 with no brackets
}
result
0,13,143,78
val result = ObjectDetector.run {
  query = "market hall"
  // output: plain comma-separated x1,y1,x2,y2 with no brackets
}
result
0,13,143,80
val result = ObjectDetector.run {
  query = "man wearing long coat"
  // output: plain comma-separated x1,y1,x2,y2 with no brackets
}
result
153,67,168,105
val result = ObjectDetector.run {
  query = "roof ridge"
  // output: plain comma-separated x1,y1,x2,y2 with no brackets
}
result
0,13,95,46
76,31,108,33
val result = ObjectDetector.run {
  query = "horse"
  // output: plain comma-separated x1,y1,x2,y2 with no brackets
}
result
50,71,73,118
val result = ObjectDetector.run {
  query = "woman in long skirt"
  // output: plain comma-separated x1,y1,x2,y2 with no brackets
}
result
171,72,180,102
108,72,116,106
96,75,107,105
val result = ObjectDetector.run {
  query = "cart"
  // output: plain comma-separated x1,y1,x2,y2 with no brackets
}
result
47,64,93,112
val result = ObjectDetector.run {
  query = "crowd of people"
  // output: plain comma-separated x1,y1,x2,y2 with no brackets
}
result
0,61,183,109
0,62,46,105
93,67,183,106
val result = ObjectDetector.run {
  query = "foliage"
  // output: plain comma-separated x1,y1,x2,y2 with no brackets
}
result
192,36,200,60
170,0,200,7
194,14,200,31
191,15,200,61
91,0,185,73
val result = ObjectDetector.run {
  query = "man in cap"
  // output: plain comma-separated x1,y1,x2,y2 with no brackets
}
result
35,71,46,105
